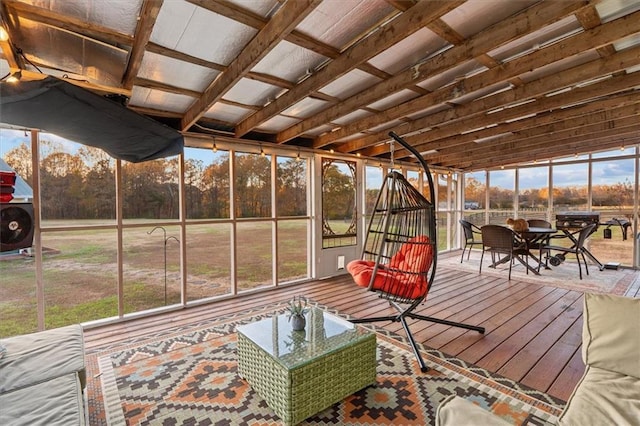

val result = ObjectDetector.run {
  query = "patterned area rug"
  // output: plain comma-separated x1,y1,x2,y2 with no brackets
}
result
85,302,564,426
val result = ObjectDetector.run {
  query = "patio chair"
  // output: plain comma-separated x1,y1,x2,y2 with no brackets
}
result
347,132,484,373
480,225,530,280
459,219,482,263
543,223,596,280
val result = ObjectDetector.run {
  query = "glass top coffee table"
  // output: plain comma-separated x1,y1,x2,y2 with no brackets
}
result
237,307,376,425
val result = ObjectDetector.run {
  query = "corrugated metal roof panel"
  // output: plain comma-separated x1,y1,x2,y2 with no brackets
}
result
255,115,300,132
296,0,395,49
138,51,218,93
488,15,582,63
518,51,600,84
596,0,640,22
367,89,420,111
225,0,282,18
151,0,258,66
251,41,328,82
223,78,284,107
129,87,195,113
319,69,382,99
441,0,536,39
204,102,254,123
332,109,372,126
282,97,330,119
367,28,449,75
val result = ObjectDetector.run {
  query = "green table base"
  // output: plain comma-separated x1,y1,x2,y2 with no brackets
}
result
237,321,376,425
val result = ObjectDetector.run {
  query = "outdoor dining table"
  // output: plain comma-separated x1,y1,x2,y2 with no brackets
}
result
489,226,557,275
515,227,558,274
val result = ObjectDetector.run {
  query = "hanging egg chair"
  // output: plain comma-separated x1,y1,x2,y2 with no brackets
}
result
347,132,484,372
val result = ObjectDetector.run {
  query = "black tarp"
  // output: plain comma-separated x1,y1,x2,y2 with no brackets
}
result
0,76,183,163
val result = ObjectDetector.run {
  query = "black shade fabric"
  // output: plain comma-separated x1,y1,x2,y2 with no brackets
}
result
0,76,183,163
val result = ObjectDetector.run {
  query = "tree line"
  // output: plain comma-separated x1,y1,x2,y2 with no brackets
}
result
465,176,634,210
3,141,307,220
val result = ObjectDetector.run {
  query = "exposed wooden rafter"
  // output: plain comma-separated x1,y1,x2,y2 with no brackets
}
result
1,0,638,171
235,0,465,138
180,0,323,131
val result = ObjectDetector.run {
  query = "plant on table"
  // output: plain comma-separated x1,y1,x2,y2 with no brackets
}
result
287,296,309,331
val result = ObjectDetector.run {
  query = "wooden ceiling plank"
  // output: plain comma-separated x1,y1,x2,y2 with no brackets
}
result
346,22,640,156
575,4,602,30
425,97,640,162
146,42,225,71
428,19,466,45
0,16,20,70
465,128,640,170
180,0,322,131
405,74,640,156
187,0,265,29
297,0,589,147
236,0,465,138
384,0,419,12
134,77,201,98
317,7,640,148
430,103,640,165
389,72,640,160
189,0,393,81
359,67,640,160
4,0,132,46
122,0,163,89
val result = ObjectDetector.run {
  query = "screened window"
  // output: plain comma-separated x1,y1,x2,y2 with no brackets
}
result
322,158,356,248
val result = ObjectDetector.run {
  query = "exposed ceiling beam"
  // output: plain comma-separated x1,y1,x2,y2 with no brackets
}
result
371,71,640,162
234,0,465,138
180,0,323,131
3,0,132,46
309,1,593,148
187,0,398,81
357,44,640,158
122,0,163,90
339,11,640,155
431,103,640,166
467,128,640,170
425,95,640,164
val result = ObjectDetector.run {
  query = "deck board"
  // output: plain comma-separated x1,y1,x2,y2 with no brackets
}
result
83,260,639,404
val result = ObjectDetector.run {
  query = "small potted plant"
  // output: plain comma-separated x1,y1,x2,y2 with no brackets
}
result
287,296,309,331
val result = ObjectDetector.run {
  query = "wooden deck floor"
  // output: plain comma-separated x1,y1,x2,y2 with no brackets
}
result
83,256,640,404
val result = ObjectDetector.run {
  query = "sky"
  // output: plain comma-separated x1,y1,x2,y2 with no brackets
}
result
1,128,637,190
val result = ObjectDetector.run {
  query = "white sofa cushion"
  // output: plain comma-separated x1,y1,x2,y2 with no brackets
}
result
582,293,640,379
0,372,86,426
558,365,640,426
0,324,85,393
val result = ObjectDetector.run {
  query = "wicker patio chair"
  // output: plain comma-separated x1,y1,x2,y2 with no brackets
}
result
459,219,483,263
480,225,530,280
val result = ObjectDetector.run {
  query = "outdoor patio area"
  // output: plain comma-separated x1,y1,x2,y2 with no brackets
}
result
81,254,639,424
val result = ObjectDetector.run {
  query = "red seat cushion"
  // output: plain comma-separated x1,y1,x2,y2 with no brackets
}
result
347,236,433,300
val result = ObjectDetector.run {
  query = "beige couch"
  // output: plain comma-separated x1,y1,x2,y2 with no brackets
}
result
436,292,640,426
0,324,87,426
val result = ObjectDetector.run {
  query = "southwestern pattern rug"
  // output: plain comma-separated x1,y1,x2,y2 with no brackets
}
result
85,302,565,426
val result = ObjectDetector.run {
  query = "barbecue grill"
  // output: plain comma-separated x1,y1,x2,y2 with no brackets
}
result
555,212,600,230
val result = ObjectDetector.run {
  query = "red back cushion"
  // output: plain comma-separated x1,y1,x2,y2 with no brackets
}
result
347,236,433,299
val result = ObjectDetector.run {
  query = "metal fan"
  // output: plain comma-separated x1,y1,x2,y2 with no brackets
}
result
1,204,34,251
